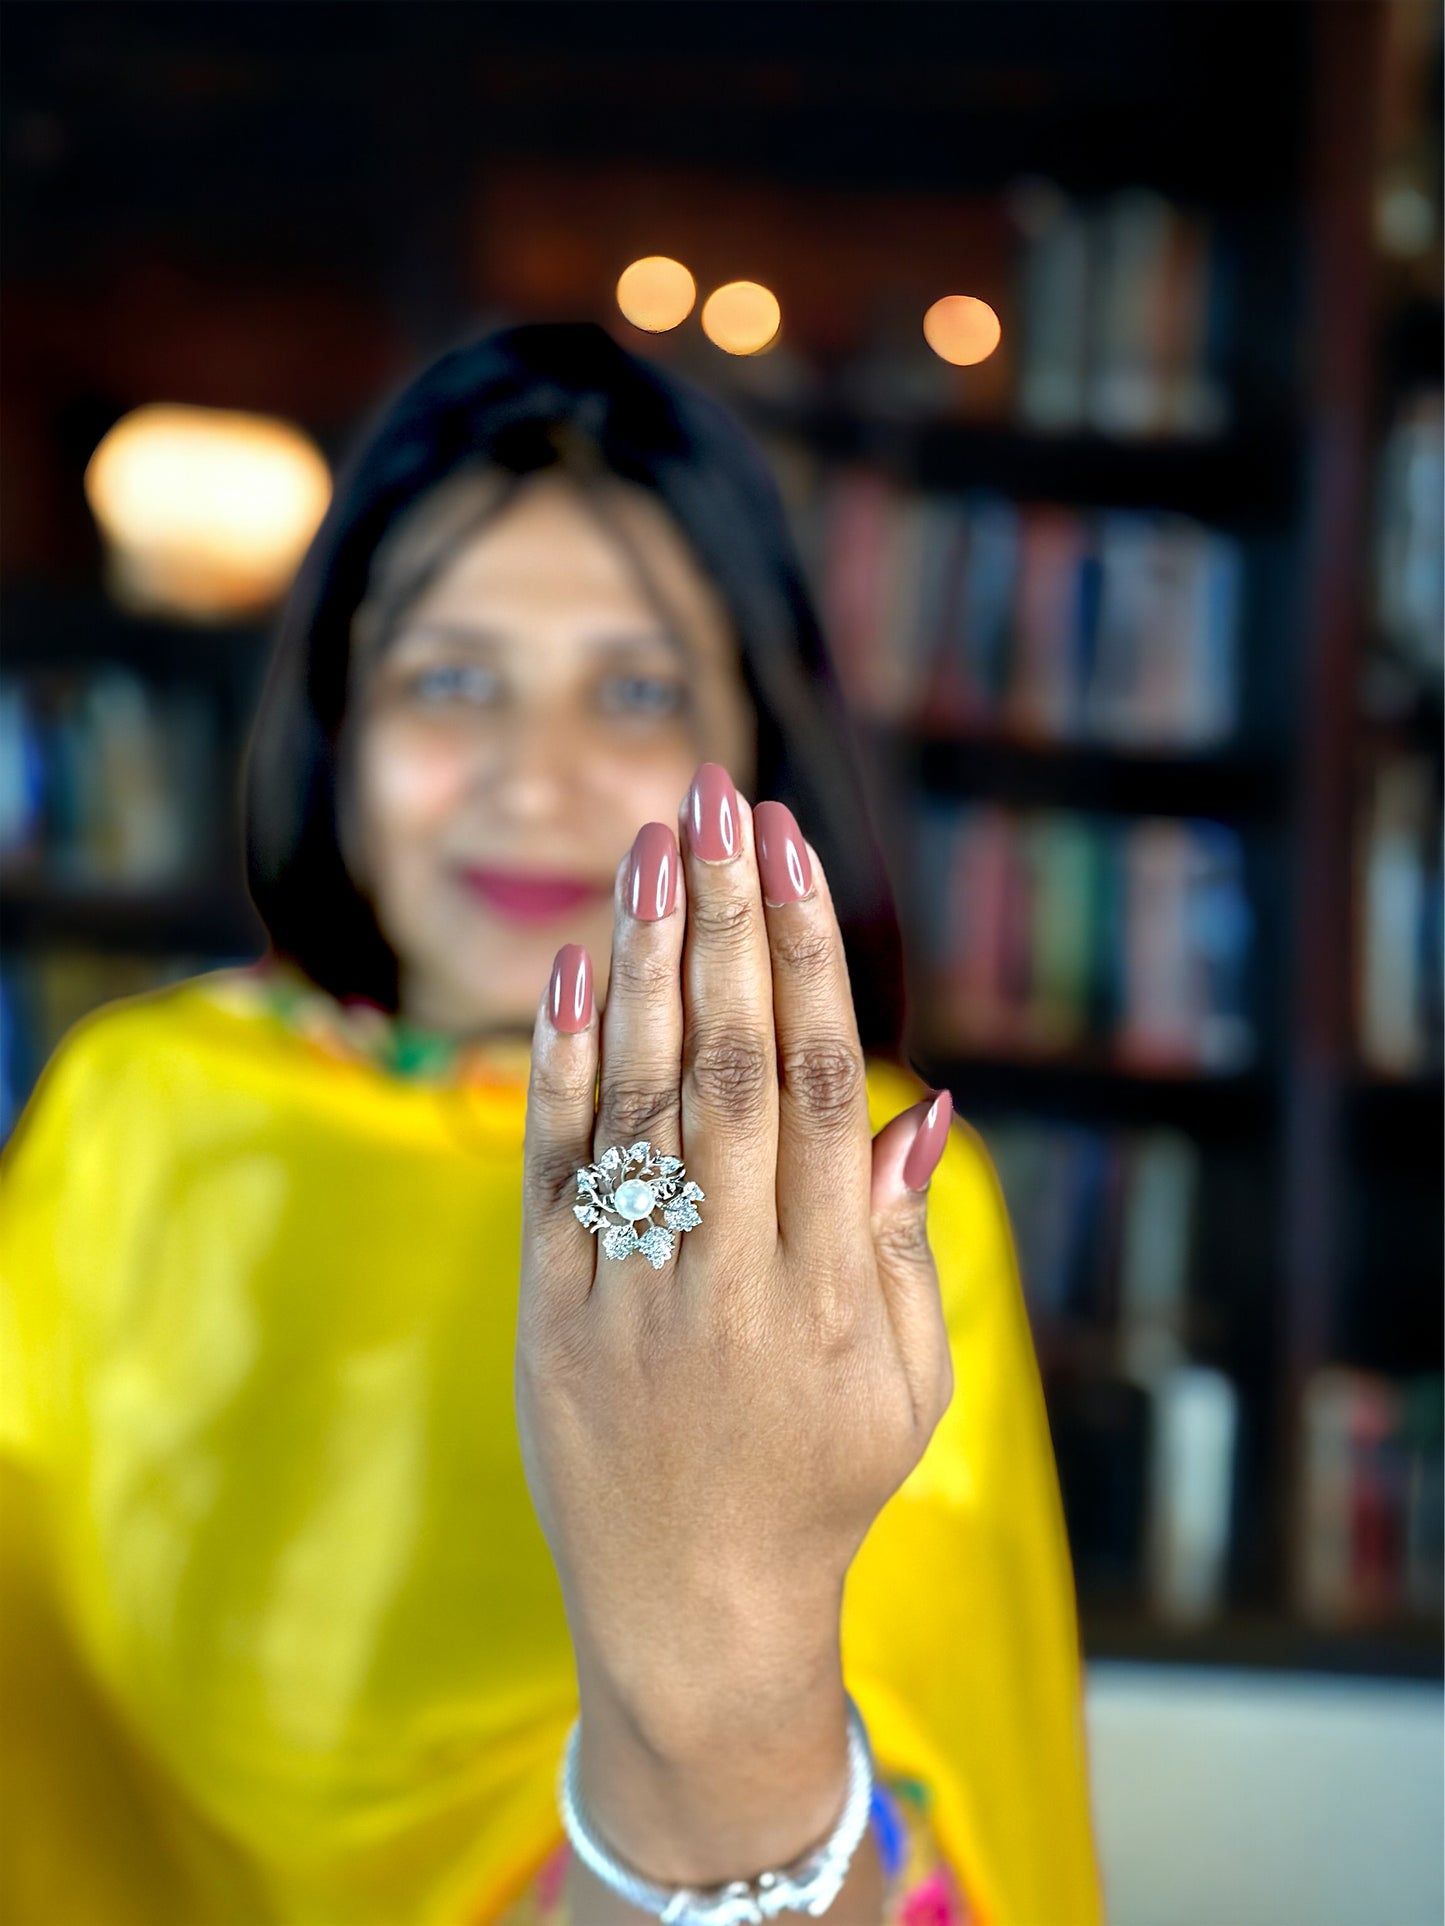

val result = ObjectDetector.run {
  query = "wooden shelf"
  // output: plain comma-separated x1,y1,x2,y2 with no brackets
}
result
2,583,268,671
1343,1075,1444,1165
913,1049,1273,1135
880,730,1287,822
0,876,265,956
737,398,1301,522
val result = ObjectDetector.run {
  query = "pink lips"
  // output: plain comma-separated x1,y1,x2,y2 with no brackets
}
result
455,866,602,925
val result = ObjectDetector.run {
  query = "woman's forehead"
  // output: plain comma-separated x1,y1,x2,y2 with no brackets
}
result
354,464,733,664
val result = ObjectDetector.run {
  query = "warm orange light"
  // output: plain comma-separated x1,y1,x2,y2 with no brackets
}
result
616,256,696,332
923,295,1002,367
85,403,331,621
700,281,781,356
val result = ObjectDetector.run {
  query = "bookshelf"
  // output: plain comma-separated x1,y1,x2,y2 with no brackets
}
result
740,403,1301,521
0,585,269,1119
1,1,1438,1675
691,3,1438,1670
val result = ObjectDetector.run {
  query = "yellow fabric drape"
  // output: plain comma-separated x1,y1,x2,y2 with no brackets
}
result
0,972,1104,1926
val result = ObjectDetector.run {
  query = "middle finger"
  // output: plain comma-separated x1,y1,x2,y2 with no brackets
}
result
676,762,780,1247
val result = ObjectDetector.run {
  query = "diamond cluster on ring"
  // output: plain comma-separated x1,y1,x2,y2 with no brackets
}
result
573,1141,704,1268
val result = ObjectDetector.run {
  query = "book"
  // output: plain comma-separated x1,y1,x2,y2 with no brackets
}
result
1143,1365,1239,1625
1357,753,1440,1075
1296,1368,1424,1628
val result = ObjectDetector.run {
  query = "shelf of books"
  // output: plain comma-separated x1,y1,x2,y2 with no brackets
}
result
0,591,269,1129
713,61,1438,1667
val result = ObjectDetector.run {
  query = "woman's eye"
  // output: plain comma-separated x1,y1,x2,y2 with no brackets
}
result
599,673,687,718
406,663,499,706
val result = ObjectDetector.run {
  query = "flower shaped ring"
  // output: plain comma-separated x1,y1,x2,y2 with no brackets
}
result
573,1141,705,1269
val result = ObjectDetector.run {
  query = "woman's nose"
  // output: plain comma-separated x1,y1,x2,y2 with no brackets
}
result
479,707,580,819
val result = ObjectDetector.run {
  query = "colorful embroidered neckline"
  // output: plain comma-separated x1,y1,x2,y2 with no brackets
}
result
205,957,533,1091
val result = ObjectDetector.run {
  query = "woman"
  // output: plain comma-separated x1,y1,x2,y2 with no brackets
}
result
0,322,1104,1924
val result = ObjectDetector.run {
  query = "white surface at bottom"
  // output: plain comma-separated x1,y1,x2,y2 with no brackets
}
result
1083,1661,1444,1926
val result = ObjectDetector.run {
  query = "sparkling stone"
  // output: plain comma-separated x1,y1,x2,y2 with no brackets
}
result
626,1141,652,1164
602,1224,638,1261
573,1203,599,1225
663,1200,700,1232
681,1180,705,1201
656,1156,683,1175
638,1225,674,1269
612,1178,657,1220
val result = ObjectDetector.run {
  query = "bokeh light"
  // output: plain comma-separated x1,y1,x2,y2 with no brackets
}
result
84,403,332,622
615,255,697,331
700,280,782,355
923,294,1003,366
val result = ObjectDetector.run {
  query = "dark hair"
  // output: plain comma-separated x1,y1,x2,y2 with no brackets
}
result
242,320,907,1058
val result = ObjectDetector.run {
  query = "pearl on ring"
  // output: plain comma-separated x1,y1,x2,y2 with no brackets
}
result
612,1178,657,1220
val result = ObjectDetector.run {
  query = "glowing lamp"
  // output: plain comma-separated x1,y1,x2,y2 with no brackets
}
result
84,403,332,621
700,281,781,356
616,256,696,332
923,296,1002,367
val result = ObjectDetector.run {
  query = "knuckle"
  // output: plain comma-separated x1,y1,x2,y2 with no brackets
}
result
607,943,678,1004
769,918,836,977
524,1139,590,1214
529,1055,595,1116
599,1080,678,1146
874,1207,933,1270
686,1027,773,1122
688,890,758,954
808,1280,865,1355
780,1038,865,1128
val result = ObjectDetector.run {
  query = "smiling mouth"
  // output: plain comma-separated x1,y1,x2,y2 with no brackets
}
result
454,866,605,924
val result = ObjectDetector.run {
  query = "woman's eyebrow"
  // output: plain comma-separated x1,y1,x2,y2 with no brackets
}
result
395,619,687,657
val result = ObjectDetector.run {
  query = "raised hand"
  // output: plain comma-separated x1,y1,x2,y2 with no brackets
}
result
516,760,955,1903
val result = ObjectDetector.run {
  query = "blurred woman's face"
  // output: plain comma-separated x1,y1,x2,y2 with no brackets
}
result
340,468,757,1035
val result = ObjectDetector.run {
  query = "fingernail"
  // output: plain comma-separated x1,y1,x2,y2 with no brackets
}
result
627,822,680,921
754,800,813,906
902,1088,953,1192
685,761,740,863
548,944,592,1033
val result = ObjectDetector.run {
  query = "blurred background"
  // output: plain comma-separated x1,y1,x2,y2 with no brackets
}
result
1,4,1441,1920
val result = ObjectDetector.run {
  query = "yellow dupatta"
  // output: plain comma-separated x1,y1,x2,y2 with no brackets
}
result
0,967,1104,1925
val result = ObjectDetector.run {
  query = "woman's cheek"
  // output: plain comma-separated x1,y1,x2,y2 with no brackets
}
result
361,716,478,838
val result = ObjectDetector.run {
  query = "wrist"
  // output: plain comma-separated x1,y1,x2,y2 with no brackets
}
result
565,1570,847,1758
572,1642,853,1885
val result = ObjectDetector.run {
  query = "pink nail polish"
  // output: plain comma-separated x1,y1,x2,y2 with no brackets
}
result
685,762,740,863
627,822,679,921
754,800,813,905
902,1088,953,1192
548,944,592,1033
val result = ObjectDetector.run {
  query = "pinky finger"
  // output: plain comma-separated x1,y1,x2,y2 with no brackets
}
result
521,943,600,1321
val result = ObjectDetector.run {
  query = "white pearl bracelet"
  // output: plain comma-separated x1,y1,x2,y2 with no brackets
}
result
556,1694,876,1924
